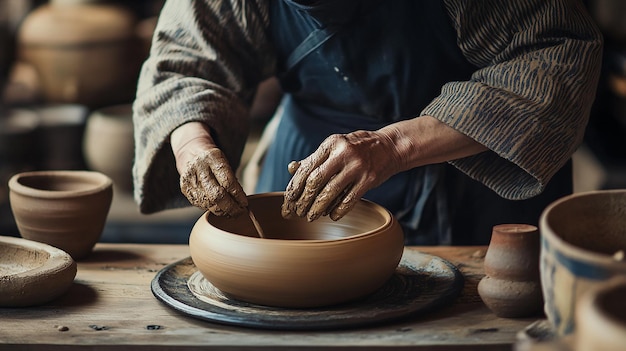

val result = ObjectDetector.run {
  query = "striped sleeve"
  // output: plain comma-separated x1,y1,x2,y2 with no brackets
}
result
423,0,603,200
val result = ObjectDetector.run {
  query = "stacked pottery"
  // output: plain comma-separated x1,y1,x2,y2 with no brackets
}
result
35,104,88,170
478,224,543,318
16,0,140,108
83,104,134,193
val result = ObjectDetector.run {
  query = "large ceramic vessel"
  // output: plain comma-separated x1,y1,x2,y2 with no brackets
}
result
8,170,113,260
16,1,140,108
189,192,405,308
540,190,626,335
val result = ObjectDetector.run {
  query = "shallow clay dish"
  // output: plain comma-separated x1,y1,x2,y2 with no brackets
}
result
189,192,405,308
0,235,76,307
540,189,626,335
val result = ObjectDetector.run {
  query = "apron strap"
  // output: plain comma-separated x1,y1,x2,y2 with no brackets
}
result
285,26,338,72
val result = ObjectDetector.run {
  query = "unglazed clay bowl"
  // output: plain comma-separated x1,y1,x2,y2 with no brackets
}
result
189,192,405,308
539,190,626,336
9,170,113,260
575,277,626,351
0,235,76,307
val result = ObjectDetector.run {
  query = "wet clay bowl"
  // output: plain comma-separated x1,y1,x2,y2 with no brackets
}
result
8,170,113,260
0,235,76,307
575,277,626,351
189,192,405,308
539,189,626,336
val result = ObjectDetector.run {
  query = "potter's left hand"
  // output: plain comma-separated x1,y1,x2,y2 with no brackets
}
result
282,130,406,222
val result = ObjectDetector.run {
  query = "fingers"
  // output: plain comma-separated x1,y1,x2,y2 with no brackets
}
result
180,149,247,217
282,134,366,221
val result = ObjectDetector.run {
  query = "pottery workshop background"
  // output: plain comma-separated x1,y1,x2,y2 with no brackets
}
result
1,0,626,243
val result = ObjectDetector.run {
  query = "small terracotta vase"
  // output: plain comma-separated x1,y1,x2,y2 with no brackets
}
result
8,170,113,260
478,224,543,318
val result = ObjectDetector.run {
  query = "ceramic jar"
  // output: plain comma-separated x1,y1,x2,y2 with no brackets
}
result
540,190,626,336
16,1,140,108
8,170,113,260
189,192,405,308
83,104,134,193
478,224,543,318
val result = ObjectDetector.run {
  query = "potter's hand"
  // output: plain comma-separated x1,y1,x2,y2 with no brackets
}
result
282,130,405,222
171,122,248,217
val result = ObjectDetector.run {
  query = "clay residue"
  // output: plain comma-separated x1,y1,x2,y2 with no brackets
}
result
0,246,48,276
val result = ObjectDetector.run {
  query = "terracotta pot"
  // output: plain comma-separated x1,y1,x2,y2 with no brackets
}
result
540,190,626,335
8,170,113,260
0,235,76,307
16,2,140,108
83,104,134,192
478,224,543,318
189,192,405,308
575,277,626,351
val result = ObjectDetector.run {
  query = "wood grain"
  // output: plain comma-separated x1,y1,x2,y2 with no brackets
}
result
0,244,539,350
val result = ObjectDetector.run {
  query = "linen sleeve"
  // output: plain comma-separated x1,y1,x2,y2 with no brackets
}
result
424,0,603,200
132,0,275,214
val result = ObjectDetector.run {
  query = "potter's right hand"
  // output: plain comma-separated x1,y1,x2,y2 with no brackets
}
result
170,122,248,217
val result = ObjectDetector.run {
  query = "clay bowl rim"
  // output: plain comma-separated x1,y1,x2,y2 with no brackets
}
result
577,276,626,335
203,191,396,246
0,235,76,280
539,189,626,268
8,170,113,199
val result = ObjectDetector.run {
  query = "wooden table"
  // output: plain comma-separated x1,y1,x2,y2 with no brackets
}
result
0,244,539,350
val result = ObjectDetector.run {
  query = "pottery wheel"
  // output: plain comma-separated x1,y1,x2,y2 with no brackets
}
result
151,249,464,330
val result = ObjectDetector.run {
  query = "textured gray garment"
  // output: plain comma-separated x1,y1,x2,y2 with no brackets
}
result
132,0,603,214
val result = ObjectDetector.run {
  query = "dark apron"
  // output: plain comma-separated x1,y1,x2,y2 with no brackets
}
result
256,0,573,245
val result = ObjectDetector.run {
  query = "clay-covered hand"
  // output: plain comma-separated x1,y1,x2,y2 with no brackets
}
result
282,130,406,222
171,122,248,217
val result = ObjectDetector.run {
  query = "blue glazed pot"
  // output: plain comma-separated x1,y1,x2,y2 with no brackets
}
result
539,190,626,336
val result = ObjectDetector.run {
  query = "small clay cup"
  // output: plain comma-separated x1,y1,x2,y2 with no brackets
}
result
540,190,626,335
189,192,405,308
8,170,113,260
574,277,626,351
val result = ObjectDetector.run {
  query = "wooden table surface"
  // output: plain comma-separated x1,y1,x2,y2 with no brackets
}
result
0,243,539,350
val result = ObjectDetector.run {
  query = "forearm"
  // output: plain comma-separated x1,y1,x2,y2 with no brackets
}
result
377,116,488,172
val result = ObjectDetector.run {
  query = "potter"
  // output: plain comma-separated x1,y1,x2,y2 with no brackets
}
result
133,0,602,247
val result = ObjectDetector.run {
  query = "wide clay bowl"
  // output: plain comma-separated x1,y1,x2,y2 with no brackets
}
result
0,235,76,307
8,170,113,260
575,277,626,351
539,190,626,336
189,192,405,308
